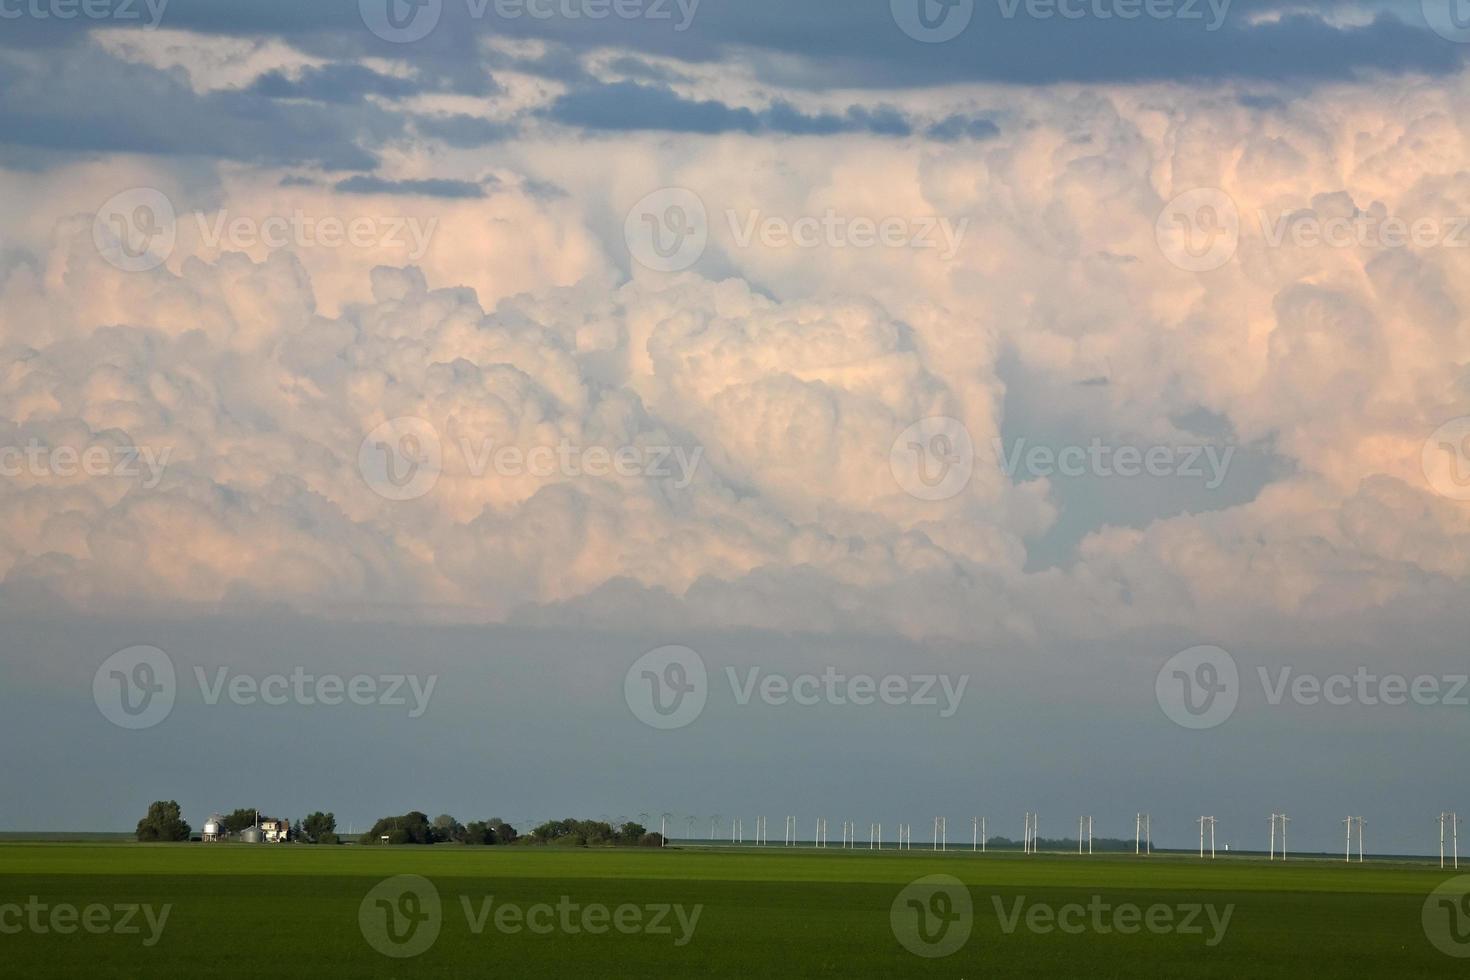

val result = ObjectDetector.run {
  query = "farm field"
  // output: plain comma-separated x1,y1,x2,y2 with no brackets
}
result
1,842,1466,977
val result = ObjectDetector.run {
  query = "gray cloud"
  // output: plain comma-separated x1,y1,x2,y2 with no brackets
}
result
545,82,914,136
333,175,490,198
0,47,392,170
59,0,1466,86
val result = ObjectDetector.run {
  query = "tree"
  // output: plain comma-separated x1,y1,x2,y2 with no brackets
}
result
520,819,652,847
136,801,191,842
301,812,337,844
221,808,258,835
432,814,465,843
360,811,435,845
464,821,497,845
489,819,517,844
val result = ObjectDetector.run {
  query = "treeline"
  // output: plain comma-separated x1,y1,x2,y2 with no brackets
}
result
358,812,519,845
986,836,1138,852
358,813,663,847
137,801,655,847
134,802,337,843
525,818,662,847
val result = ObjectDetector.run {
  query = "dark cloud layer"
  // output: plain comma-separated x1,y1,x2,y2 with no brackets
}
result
333,174,489,197
545,82,916,136
0,49,390,170
15,0,1458,86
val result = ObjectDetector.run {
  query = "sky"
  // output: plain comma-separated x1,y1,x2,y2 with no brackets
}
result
2,0,1470,855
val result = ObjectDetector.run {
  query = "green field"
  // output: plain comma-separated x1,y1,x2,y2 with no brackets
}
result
2,842,1467,977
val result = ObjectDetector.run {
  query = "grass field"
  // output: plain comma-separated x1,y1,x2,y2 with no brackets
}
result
2,842,1467,977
